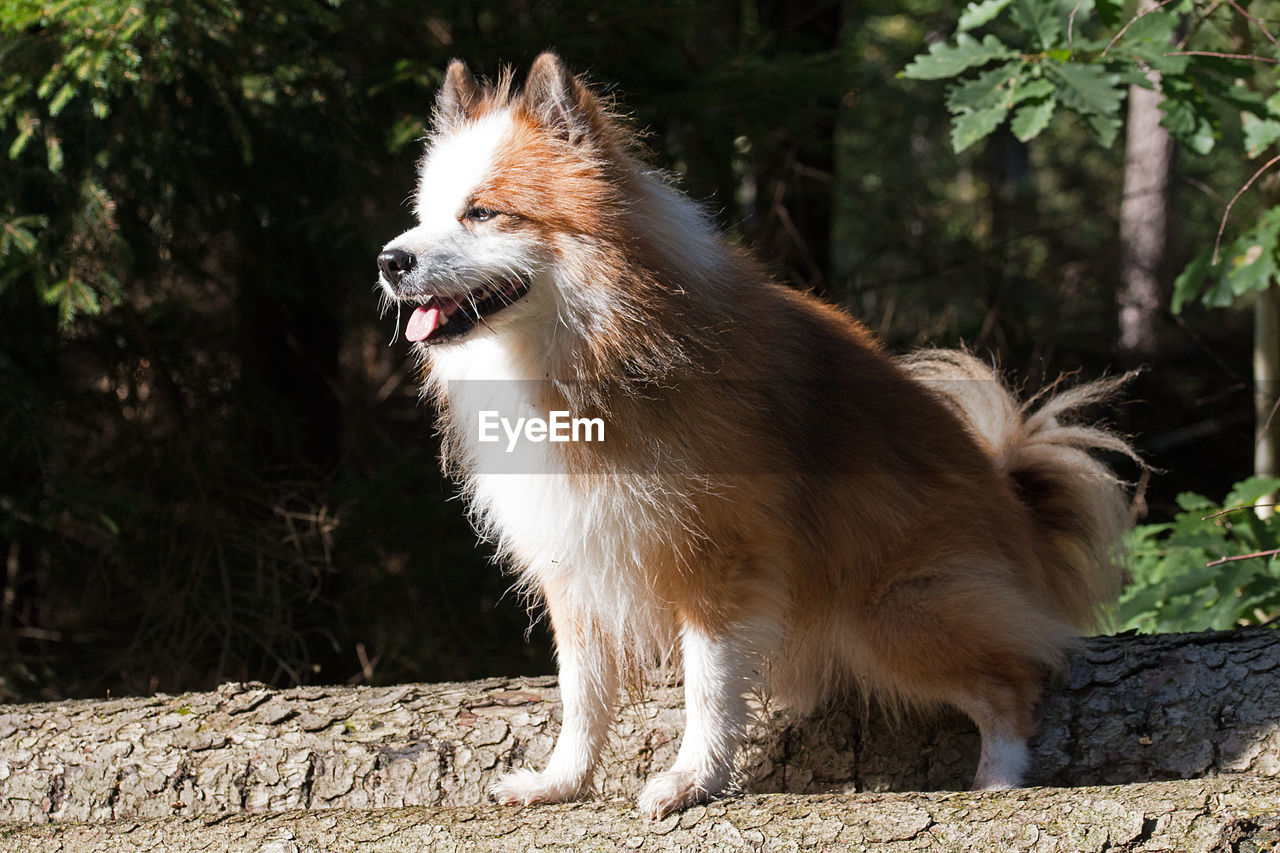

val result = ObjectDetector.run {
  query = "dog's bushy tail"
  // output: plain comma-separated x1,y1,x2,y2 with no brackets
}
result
900,349,1140,631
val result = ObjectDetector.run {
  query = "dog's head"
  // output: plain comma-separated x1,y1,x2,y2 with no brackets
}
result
377,52,630,349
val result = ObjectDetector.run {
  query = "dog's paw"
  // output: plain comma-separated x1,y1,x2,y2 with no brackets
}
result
637,769,714,819
491,768,585,806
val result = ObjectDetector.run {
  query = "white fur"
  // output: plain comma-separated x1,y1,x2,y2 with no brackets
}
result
395,108,765,812
972,733,1030,790
425,319,680,660
638,619,780,818
380,109,545,310
492,633,619,805
416,110,515,230
378,58,1143,816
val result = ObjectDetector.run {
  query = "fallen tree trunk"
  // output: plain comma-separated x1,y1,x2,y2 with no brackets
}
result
2,776,1278,852
0,627,1277,826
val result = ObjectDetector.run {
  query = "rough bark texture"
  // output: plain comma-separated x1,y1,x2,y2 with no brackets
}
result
1117,29,1175,358
1,776,1277,852
0,627,1277,829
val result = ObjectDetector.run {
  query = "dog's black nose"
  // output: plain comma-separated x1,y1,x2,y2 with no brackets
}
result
378,248,416,285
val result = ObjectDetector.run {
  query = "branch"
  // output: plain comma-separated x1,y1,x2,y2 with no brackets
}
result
1164,50,1278,62
1228,0,1280,54
0,628,1276,826
1214,153,1280,263
0,776,1277,852
1205,548,1280,567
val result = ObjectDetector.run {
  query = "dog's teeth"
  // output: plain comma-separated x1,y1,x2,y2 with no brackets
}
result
439,312,451,326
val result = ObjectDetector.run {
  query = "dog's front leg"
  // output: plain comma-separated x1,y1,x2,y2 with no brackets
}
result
492,596,618,805
637,622,763,819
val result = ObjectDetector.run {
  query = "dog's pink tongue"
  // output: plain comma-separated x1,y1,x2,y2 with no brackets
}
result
406,305,440,342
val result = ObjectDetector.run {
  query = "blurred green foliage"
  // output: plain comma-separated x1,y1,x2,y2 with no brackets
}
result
1120,477,1280,633
0,0,1270,700
902,0,1270,154
903,0,1280,317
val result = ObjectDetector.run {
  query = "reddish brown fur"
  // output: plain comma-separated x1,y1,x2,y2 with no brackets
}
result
404,54,1134,810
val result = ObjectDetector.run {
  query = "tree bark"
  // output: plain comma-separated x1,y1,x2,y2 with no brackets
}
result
0,627,1277,828
1117,62,1175,359
1255,284,1280,518
0,775,1276,852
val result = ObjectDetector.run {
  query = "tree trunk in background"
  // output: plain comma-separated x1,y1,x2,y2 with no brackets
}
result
1117,66,1174,360
1256,283,1280,516
1232,10,1280,511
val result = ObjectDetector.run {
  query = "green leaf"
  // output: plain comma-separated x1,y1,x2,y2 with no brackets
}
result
1172,248,1213,314
1115,9,1178,48
1160,82,1218,155
1010,97,1056,141
1114,10,1186,76
1218,208,1280,299
1045,61,1125,117
951,105,1009,152
1228,246,1278,296
1084,111,1122,147
946,63,1025,112
1011,77,1055,103
1094,0,1124,28
1243,113,1280,158
1225,477,1280,513
902,34,1017,81
958,0,1013,32
1009,0,1061,49
1176,491,1215,512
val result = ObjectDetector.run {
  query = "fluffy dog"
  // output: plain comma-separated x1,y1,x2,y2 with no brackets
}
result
376,52,1135,818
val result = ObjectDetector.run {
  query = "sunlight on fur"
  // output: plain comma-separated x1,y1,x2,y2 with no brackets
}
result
375,52,1140,820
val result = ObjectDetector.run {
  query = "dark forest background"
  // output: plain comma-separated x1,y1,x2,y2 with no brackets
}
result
0,0,1271,701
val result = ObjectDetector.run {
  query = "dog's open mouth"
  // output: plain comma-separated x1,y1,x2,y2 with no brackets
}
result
404,278,530,344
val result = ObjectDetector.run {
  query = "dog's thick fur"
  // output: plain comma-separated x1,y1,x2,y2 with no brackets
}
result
377,53,1135,818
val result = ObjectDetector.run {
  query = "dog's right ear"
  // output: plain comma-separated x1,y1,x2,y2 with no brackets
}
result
435,59,484,129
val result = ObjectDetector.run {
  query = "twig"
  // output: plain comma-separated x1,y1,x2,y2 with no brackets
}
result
1228,0,1280,53
1102,0,1181,58
1067,0,1086,57
1259,389,1280,449
1178,0,1225,51
1165,50,1277,62
1206,547,1280,567
1183,175,1228,205
1214,152,1280,263
1203,502,1278,520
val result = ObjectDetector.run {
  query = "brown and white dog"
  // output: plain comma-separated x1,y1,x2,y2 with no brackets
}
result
376,52,1135,818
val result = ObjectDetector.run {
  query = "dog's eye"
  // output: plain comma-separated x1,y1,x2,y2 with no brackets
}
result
463,206,501,223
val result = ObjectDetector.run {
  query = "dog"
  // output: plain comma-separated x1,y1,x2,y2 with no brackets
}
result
376,52,1136,818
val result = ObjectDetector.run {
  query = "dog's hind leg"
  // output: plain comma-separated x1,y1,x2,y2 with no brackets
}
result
952,682,1039,789
848,565,1064,792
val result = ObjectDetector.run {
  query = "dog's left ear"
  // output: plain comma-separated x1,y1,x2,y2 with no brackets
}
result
521,52,608,148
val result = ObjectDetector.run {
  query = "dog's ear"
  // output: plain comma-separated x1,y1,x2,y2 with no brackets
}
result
435,59,485,129
521,52,607,147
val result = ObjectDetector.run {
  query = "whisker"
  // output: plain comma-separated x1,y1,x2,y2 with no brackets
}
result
388,303,401,346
